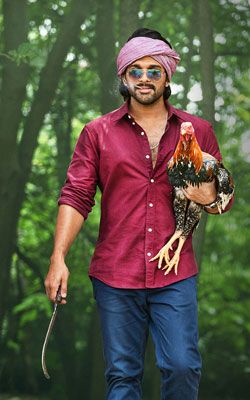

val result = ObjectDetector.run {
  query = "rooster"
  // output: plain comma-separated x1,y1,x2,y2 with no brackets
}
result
149,121,234,275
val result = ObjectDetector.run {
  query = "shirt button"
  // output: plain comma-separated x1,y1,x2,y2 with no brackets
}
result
147,252,152,257
145,154,150,159
141,131,145,135
148,228,153,232
150,179,155,183
149,202,153,207
132,122,135,125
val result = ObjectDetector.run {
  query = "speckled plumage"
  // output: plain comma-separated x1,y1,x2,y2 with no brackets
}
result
149,121,234,276
168,156,234,233
173,188,202,238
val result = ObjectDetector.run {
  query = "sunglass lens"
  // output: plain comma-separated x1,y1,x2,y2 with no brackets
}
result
129,69,143,79
147,69,162,80
128,68,162,80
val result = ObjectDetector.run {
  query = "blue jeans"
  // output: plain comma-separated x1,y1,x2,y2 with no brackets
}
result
91,275,202,400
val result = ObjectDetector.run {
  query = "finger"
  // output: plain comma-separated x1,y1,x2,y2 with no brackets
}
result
60,275,68,304
44,277,54,300
44,279,49,298
50,283,61,303
61,275,68,297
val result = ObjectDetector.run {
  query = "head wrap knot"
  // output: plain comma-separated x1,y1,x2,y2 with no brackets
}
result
117,36,180,81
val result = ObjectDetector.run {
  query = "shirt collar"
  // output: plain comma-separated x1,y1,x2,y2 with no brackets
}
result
110,99,180,122
110,100,130,121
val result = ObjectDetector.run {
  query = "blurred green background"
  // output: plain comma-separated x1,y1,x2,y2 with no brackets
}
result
0,0,249,399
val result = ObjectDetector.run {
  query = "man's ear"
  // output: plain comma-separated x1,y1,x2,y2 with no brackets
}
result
122,74,128,87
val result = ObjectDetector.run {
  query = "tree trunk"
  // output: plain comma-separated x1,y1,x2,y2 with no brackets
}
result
193,0,216,267
95,0,117,114
182,0,199,109
0,0,29,336
0,0,93,333
0,0,29,146
198,0,216,125
119,0,141,46
53,67,76,188
117,0,140,108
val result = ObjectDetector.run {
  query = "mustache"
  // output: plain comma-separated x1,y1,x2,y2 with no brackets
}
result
135,84,155,90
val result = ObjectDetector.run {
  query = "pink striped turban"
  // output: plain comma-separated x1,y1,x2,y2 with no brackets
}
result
117,37,181,81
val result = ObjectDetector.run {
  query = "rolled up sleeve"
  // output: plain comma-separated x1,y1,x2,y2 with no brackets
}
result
203,123,234,214
58,125,99,220
203,122,223,161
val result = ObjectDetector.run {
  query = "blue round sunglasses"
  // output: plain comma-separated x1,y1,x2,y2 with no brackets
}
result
128,68,164,81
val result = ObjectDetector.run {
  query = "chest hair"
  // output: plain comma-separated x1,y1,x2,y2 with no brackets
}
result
142,121,168,168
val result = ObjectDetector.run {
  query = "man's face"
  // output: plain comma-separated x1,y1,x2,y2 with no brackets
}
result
123,56,168,105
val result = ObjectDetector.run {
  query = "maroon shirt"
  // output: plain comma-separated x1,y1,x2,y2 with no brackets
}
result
58,99,233,288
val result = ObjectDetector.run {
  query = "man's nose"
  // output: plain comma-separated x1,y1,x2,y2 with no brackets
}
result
139,70,150,81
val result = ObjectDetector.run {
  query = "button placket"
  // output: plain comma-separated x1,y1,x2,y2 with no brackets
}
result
129,118,156,273
129,119,154,177
145,175,157,286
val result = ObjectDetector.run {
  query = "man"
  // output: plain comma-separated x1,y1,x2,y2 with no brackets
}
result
45,28,233,399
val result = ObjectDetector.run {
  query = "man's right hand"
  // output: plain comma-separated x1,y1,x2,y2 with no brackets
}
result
45,256,70,304
44,204,84,304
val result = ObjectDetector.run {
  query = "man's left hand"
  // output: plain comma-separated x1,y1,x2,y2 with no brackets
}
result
182,179,217,205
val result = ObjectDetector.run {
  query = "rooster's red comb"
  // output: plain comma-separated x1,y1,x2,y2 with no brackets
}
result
180,122,195,135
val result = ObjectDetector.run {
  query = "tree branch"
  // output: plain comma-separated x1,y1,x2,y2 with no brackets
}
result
0,0,29,151
15,245,44,288
18,0,93,182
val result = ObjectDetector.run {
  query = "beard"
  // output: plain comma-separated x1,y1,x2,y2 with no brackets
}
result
128,83,165,105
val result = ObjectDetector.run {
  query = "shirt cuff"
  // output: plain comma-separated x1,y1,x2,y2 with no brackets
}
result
58,198,89,220
204,193,234,215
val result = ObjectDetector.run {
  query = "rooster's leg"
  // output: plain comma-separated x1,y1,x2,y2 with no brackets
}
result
149,188,188,271
183,201,202,237
164,201,202,274
162,235,186,275
149,230,183,269
163,201,202,275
